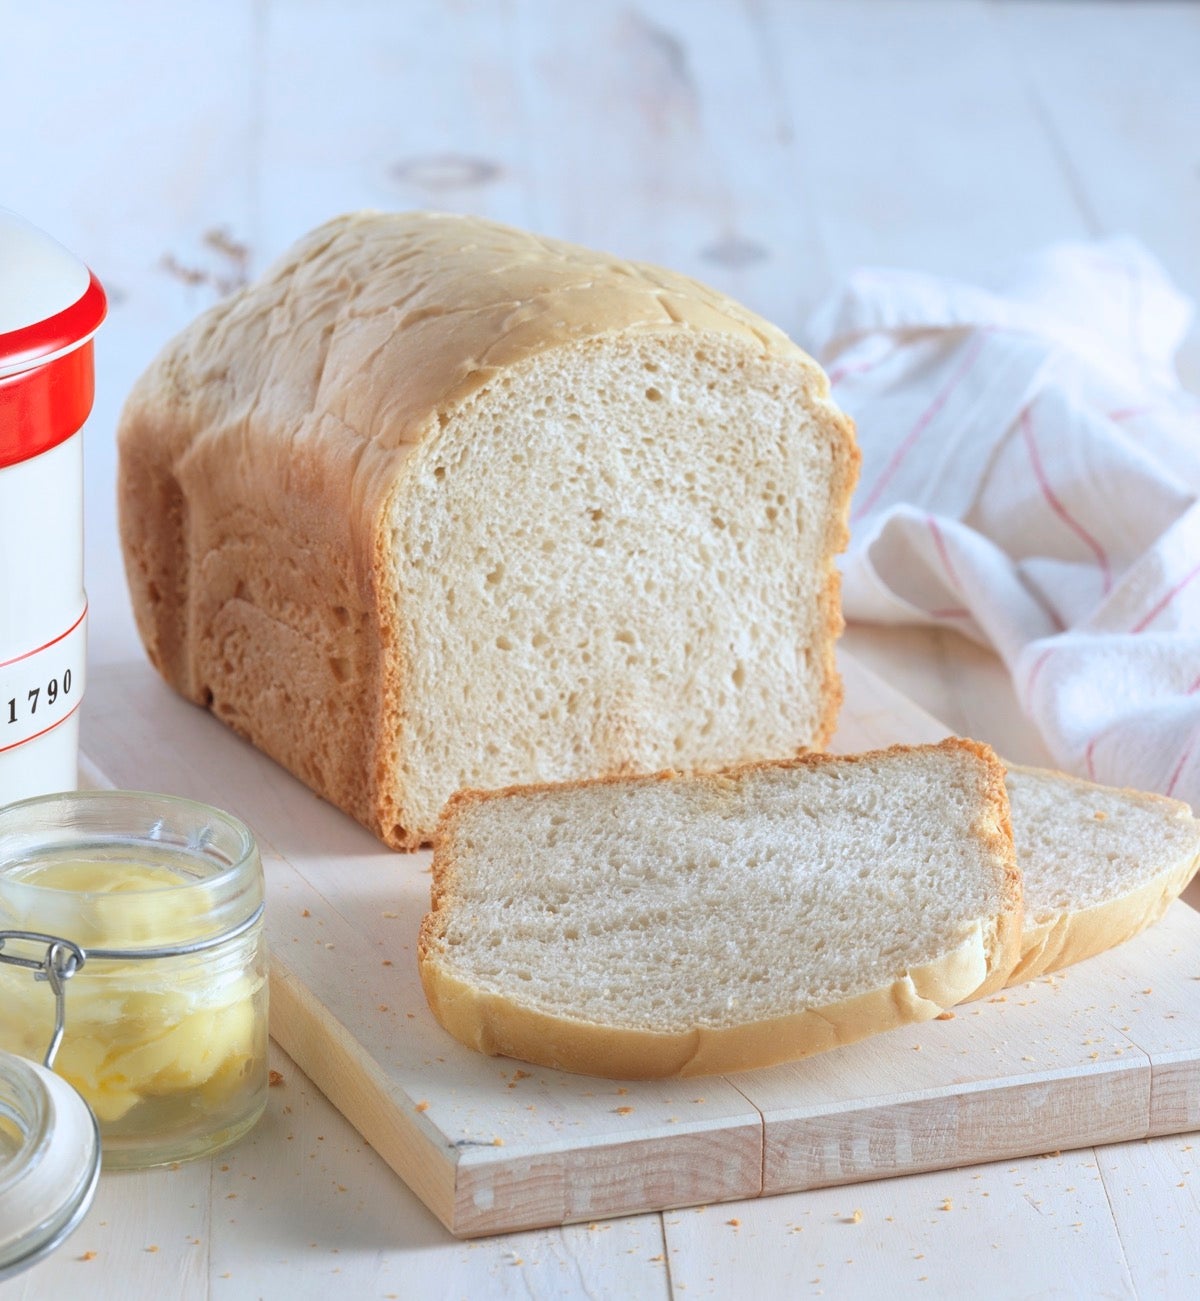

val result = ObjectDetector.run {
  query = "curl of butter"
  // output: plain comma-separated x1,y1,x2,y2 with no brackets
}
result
0,861,263,1124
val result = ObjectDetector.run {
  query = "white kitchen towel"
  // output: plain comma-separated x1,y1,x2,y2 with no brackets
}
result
805,240,1200,809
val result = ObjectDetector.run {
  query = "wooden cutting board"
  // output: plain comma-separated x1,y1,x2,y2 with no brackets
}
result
81,656,1200,1238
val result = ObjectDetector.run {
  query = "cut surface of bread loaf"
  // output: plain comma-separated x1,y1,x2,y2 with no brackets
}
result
418,739,1020,1079
1005,766,1200,985
118,211,857,849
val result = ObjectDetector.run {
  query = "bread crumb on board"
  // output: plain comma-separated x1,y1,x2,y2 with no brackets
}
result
935,1010,956,1021
269,1069,285,1087
79,1251,97,1261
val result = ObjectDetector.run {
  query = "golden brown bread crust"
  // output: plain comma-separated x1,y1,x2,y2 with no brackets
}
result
961,738,1022,1000
418,738,1021,1077
417,933,991,1080
118,211,857,847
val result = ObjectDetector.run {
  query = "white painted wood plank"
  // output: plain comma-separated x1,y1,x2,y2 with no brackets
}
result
256,0,532,257
513,0,826,337
1097,1134,1200,1296
205,1042,671,1298
762,0,1091,297
662,1149,1136,1299
996,0,1200,386
11,1150,211,1299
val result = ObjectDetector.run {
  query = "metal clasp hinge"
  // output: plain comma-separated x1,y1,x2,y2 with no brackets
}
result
0,930,86,1069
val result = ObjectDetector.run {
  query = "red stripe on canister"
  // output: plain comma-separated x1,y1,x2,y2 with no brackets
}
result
0,340,96,469
0,269,106,470
0,700,82,756
0,604,88,670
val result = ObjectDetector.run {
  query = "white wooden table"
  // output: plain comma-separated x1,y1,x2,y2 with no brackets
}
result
4,2,1199,1295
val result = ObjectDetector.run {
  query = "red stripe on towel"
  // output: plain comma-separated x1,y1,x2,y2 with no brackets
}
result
1130,560,1200,633
1023,646,1055,711
1165,726,1198,799
852,334,987,523
1020,411,1112,596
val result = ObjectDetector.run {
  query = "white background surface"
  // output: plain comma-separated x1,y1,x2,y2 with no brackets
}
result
3,2,1199,1296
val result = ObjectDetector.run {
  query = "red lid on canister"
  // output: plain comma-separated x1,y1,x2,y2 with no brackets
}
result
0,212,107,470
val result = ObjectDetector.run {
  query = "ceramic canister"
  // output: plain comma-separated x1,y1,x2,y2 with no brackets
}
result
0,212,106,806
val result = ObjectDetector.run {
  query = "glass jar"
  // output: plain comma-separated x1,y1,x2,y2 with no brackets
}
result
0,1052,100,1280
0,790,268,1169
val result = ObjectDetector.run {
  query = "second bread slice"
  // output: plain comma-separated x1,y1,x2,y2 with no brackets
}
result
419,739,1020,1078
1005,765,1200,985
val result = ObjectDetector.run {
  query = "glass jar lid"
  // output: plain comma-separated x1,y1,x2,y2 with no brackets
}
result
0,1051,100,1281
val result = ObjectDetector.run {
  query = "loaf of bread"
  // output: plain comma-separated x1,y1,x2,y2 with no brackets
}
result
118,212,858,848
1005,765,1200,985
418,739,1020,1078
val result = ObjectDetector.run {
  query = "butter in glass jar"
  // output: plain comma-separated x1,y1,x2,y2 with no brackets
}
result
0,791,268,1169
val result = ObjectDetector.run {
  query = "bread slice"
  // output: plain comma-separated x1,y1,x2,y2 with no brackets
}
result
418,739,1020,1079
117,212,857,849
1005,766,1200,985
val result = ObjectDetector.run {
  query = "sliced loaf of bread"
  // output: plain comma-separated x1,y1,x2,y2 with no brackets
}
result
1005,765,1200,985
118,211,857,849
418,739,1020,1078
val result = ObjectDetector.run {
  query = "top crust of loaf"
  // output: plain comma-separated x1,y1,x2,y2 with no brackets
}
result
1005,765,1200,985
418,738,1021,1078
118,211,857,848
